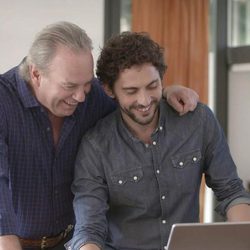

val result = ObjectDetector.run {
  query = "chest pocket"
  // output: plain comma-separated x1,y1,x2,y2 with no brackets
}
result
109,167,144,206
170,150,202,192
171,150,202,169
111,167,143,186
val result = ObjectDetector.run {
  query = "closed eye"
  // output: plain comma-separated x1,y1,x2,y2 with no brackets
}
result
65,85,77,89
123,88,137,95
147,80,159,89
61,84,78,91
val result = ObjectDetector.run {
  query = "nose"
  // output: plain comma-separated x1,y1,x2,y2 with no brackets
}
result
137,91,151,106
72,87,86,103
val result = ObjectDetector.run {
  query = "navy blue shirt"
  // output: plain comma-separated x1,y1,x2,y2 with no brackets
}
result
0,65,116,238
69,101,250,250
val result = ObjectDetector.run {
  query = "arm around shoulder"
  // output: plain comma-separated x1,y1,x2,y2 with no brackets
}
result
163,85,199,115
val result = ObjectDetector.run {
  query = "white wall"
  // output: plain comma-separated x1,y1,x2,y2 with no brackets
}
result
228,64,250,189
0,0,104,73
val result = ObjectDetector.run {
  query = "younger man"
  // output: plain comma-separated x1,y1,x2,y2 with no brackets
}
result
69,32,250,250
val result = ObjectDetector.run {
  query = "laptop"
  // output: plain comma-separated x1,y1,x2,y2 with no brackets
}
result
165,221,250,250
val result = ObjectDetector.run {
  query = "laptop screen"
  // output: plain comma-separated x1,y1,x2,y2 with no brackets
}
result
166,222,250,250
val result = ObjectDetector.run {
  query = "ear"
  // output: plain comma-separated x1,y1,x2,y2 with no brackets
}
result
103,83,115,98
29,64,41,87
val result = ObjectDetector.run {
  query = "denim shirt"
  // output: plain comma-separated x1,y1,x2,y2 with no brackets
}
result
69,101,250,250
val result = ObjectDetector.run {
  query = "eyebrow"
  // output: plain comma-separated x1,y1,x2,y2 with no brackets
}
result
122,79,159,90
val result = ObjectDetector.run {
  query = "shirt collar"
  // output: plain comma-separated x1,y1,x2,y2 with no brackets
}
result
15,66,40,108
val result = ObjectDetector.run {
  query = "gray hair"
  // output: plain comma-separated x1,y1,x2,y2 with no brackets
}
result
19,21,93,82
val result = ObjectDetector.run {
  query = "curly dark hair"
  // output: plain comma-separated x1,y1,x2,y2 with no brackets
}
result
96,31,167,89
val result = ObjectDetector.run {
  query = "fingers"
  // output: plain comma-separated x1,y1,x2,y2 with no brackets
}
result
165,85,199,115
178,89,199,115
167,95,184,114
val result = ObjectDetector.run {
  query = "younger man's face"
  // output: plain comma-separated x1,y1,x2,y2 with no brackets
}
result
112,63,162,127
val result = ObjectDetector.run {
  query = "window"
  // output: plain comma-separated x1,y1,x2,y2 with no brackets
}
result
120,0,131,32
229,0,250,46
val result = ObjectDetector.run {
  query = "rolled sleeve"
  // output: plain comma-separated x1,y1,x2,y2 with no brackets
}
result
203,105,250,216
227,197,250,208
216,195,250,215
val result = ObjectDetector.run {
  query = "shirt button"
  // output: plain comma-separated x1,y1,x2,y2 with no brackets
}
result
46,127,51,132
159,126,163,131
156,169,160,174
162,220,166,224
179,161,184,167
152,141,157,145
193,157,197,162
118,180,123,185
145,143,149,148
161,195,166,200
133,176,138,181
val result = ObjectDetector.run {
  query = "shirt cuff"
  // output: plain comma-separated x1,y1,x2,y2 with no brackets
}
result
65,238,104,250
226,197,250,212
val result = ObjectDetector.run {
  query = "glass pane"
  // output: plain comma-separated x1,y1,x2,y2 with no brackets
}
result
120,0,131,32
229,0,250,46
